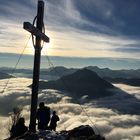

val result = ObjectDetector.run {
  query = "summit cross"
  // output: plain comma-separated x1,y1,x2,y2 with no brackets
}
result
23,0,49,132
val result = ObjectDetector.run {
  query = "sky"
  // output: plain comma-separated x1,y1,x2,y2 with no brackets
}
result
0,0,140,59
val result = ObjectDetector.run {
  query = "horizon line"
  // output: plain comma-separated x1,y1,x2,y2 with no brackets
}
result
0,52,140,61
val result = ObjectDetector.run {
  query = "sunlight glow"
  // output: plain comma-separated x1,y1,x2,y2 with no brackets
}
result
43,42,50,49
42,40,53,56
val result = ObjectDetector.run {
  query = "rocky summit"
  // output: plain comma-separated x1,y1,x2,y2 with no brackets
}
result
11,125,105,140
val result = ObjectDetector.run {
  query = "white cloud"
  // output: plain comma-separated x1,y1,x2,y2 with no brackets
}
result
106,126,140,140
0,70,140,139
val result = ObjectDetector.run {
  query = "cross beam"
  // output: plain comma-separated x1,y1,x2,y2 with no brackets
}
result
23,0,49,132
24,22,49,42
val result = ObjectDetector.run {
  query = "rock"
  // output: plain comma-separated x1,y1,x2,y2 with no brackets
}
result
67,125,105,140
15,132,39,140
67,125,95,138
9,125,105,140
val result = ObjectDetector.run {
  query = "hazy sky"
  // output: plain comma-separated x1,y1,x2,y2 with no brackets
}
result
0,0,140,59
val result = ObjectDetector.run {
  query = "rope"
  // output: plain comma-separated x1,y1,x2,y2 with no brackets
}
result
42,49,101,134
41,50,67,131
32,16,37,47
31,16,45,48
33,18,67,130
41,22,45,48
78,104,100,134
1,35,31,94
31,14,101,134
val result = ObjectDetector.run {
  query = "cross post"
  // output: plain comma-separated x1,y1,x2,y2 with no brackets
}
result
23,0,49,132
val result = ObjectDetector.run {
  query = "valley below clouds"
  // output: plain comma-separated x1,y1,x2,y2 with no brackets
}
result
0,78,140,140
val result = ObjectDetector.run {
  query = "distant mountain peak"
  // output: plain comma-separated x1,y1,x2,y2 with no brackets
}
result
68,68,98,78
39,68,115,99
0,71,14,79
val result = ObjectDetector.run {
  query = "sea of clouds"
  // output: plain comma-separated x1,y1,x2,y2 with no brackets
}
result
0,78,140,140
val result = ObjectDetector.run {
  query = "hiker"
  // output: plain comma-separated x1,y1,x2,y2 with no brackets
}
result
36,102,50,130
9,117,28,139
49,111,60,131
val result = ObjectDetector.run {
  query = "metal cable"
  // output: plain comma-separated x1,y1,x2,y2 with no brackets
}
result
32,16,37,47
32,16,45,48
1,35,31,94
31,15,100,134
42,49,101,134
42,50,67,131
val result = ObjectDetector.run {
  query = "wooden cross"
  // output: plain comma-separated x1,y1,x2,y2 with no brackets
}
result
23,0,49,132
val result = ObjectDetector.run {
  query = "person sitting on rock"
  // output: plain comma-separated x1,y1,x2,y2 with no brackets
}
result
9,117,28,139
49,111,60,131
36,102,50,130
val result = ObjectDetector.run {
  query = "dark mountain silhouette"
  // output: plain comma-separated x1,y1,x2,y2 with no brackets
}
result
38,69,115,99
0,67,32,74
11,125,105,140
42,66,140,79
104,77,140,87
41,66,77,77
0,71,14,79
86,66,140,78
1,66,140,80
0,67,77,80
1,66,140,86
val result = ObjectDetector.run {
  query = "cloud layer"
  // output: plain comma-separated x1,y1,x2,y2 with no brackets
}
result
0,77,140,140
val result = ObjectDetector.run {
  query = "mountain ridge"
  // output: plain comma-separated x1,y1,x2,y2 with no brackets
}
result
38,68,115,99
0,71,14,79
1,66,140,79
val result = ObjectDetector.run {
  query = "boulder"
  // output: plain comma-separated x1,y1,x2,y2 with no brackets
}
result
67,125,105,140
7,125,105,140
